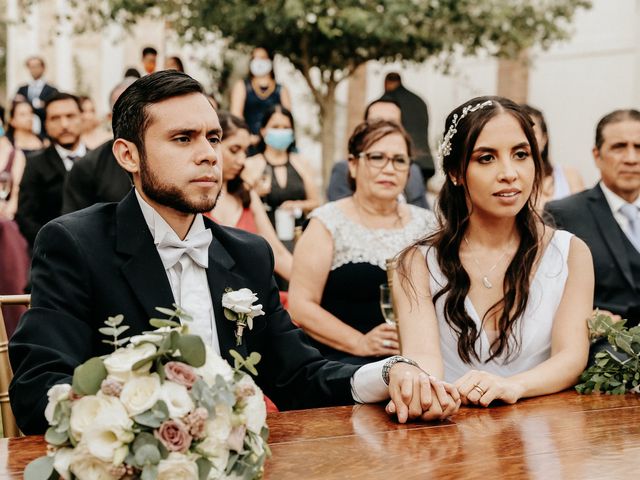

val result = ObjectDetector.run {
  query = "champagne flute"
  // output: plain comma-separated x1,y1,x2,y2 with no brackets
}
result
0,171,11,201
379,284,396,326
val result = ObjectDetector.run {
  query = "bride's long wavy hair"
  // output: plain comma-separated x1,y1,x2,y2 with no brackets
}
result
399,96,544,364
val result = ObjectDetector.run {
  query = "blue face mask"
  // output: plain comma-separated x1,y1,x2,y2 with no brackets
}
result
264,128,294,151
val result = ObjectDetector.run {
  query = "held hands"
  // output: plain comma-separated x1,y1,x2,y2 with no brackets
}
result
354,324,400,357
386,364,460,423
455,370,525,407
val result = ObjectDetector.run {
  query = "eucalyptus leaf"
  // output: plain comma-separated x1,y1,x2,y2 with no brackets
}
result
149,318,181,329
45,426,68,446
197,457,212,480
23,456,54,480
135,444,161,466
177,334,206,367
107,314,124,326
141,464,158,480
72,357,107,395
115,325,130,335
98,327,116,336
115,336,131,346
132,431,157,452
155,306,178,316
132,354,157,371
224,309,238,321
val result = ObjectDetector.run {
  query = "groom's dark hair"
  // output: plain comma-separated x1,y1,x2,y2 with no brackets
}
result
112,70,207,159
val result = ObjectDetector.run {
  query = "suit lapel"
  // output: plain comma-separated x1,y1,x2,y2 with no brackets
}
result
588,185,635,287
116,191,175,319
44,147,67,180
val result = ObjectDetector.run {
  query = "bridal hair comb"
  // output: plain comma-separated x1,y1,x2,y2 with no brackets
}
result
437,100,494,161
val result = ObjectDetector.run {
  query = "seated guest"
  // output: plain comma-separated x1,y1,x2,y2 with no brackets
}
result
3,99,44,154
327,96,429,209
208,112,293,280
522,105,584,208
16,92,86,248
62,80,136,214
545,109,640,325
78,95,111,149
0,132,27,221
394,96,593,407
288,120,436,366
9,71,459,434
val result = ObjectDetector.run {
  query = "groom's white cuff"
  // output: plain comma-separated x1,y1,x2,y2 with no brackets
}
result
350,358,389,403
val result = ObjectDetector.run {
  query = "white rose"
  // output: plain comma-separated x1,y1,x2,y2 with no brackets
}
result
196,404,232,459
157,452,198,480
237,376,267,434
196,345,234,387
222,289,259,314
103,343,157,383
119,373,161,416
70,395,132,443
44,383,72,424
129,327,175,346
53,447,74,480
160,381,194,419
204,443,230,478
69,445,120,480
83,426,131,464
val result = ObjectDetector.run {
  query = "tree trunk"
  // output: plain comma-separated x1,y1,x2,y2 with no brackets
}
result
318,84,337,189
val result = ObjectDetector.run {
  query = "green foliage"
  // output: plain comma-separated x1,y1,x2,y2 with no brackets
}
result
133,400,170,428
177,334,206,367
23,456,55,480
576,313,640,395
100,314,130,350
230,349,262,376
72,357,108,395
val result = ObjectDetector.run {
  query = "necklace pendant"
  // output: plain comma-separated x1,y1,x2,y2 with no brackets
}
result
482,276,493,289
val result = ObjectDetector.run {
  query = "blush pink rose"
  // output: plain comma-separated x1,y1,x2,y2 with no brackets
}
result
164,362,198,389
227,425,246,452
155,419,193,453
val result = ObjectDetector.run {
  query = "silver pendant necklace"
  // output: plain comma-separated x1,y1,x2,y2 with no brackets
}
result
463,236,513,289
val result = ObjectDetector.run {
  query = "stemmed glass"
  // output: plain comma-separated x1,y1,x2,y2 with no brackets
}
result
379,284,396,326
0,171,12,201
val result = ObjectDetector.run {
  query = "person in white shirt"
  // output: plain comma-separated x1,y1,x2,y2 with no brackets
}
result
15,56,58,136
9,71,460,435
545,109,640,327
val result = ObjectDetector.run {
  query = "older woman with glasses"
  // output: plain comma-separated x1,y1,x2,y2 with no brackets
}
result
288,119,436,365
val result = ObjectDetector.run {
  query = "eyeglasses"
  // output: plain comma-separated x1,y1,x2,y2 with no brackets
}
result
359,151,411,171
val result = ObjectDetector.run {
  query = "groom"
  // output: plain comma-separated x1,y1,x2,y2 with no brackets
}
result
9,71,458,434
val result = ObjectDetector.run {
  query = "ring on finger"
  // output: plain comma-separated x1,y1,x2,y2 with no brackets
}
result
472,383,485,396
382,339,391,348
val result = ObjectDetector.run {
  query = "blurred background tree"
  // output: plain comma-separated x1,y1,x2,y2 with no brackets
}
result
69,0,591,182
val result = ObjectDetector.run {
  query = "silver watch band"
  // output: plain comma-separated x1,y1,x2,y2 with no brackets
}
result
382,355,421,385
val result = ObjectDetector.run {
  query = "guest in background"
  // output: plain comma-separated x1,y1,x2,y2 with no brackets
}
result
230,47,291,150
165,55,185,72
16,92,86,248
141,46,158,75
394,96,593,407
522,105,584,208
3,99,44,154
383,72,434,181
208,112,292,280
0,135,26,221
16,56,58,137
62,79,135,214
243,105,320,242
327,96,428,209
289,120,436,365
78,96,111,149
124,67,141,79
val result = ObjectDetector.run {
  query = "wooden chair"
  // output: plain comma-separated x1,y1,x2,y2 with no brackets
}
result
0,294,30,437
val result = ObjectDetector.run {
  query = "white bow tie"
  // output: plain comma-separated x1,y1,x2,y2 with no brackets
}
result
156,229,213,270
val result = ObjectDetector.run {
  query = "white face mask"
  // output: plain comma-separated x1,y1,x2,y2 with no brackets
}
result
250,58,273,77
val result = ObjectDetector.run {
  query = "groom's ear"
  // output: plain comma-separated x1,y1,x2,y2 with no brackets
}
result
113,138,141,175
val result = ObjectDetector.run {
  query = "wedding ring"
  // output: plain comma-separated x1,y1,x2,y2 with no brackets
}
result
472,384,485,396
382,340,391,348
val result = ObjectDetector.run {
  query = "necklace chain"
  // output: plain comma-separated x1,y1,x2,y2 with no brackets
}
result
463,236,513,289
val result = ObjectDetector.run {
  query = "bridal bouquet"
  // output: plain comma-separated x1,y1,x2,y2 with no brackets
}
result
25,306,270,480
575,312,640,395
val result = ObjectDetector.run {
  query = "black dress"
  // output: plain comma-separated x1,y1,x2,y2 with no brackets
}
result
307,202,435,365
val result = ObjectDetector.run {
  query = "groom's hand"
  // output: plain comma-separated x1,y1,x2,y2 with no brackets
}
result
385,364,460,423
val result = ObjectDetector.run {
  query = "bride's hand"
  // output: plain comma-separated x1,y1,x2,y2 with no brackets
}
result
454,370,525,407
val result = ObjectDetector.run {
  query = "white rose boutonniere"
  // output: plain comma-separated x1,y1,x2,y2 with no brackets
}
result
222,288,265,346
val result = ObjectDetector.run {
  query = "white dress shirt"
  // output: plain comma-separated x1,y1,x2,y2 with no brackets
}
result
55,143,87,172
27,78,45,102
135,189,388,402
600,181,640,245
135,190,220,354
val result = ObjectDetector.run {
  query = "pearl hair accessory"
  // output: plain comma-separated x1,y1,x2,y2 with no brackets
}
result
437,100,494,162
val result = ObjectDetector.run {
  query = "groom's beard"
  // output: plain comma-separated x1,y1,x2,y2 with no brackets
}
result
139,155,220,214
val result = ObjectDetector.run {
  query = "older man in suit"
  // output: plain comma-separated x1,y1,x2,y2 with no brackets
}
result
16,92,86,247
16,56,58,136
9,71,459,435
545,109,640,326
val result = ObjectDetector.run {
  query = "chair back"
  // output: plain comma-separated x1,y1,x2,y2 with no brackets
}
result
0,294,30,437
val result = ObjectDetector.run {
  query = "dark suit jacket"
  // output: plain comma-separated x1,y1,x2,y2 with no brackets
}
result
9,191,359,434
16,146,69,247
16,83,58,134
545,184,640,323
326,160,429,209
62,140,132,214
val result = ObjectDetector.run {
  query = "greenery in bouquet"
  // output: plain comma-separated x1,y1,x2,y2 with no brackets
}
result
25,306,270,480
575,312,640,395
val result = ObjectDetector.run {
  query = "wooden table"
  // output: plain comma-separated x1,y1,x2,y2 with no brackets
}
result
1,391,639,479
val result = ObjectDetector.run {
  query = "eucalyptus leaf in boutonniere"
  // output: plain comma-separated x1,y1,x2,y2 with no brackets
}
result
575,311,640,395
222,288,265,346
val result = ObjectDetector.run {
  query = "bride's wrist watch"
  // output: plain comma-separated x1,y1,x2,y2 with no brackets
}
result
382,355,422,385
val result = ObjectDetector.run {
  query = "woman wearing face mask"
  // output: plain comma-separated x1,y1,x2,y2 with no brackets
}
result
207,112,293,281
230,47,292,150
244,104,320,244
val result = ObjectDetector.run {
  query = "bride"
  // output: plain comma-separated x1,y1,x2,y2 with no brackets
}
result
392,96,593,406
